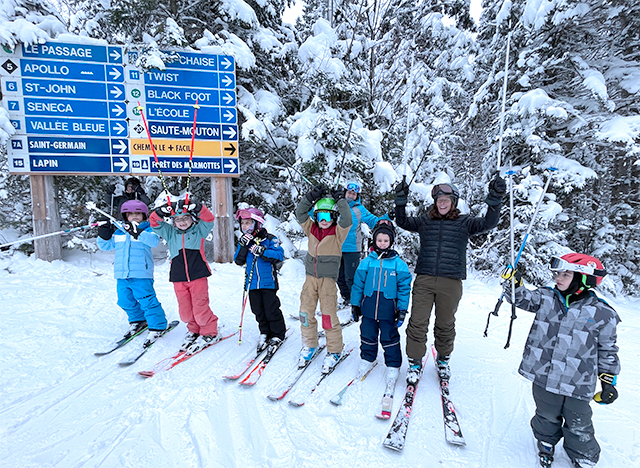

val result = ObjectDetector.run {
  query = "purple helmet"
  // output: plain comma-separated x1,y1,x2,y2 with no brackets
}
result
121,200,149,219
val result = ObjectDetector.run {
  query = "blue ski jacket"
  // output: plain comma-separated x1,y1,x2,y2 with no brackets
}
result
234,228,284,290
97,221,159,279
342,198,379,253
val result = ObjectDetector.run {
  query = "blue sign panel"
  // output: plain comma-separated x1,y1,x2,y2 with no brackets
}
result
151,156,223,174
145,103,220,123
26,117,111,137
22,43,116,63
145,85,219,105
145,69,218,89
24,97,109,119
148,121,222,140
28,136,112,155
163,52,218,71
29,155,113,173
22,78,125,101
22,59,106,81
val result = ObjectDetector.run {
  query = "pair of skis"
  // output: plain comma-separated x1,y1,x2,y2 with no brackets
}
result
223,333,289,386
382,344,466,451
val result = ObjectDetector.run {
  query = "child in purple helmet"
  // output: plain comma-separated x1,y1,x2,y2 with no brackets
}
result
234,207,286,352
97,200,168,346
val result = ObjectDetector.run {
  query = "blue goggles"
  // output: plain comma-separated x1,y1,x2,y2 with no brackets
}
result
316,211,333,223
346,182,361,193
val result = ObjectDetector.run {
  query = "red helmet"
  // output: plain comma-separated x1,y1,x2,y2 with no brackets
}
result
550,253,606,287
235,207,265,231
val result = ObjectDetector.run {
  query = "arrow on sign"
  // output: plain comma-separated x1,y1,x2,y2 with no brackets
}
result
223,159,237,172
112,140,127,154
223,109,235,122
220,57,232,69
108,67,122,80
113,157,128,172
109,86,123,99
111,104,125,117
224,143,236,156
112,122,126,135
110,49,122,61
223,126,237,139
222,92,234,105
221,75,233,87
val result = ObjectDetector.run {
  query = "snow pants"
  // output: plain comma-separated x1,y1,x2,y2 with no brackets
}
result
360,316,401,368
531,383,600,465
337,252,362,302
249,288,286,341
299,276,343,354
406,274,462,360
116,278,167,331
173,277,218,336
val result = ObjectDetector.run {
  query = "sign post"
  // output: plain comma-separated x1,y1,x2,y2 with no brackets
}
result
1,41,240,261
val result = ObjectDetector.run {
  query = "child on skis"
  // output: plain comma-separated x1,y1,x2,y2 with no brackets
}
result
350,218,412,385
234,207,286,352
149,199,219,355
295,184,352,373
503,253,620,468
97,200,168,346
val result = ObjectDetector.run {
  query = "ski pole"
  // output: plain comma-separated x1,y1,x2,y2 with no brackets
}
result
0,221,107,250
136,101,174,214
333,113,356,188
260,123,317,187
496,25,512,170
238,255,258,345
483,165,557,337
86,201,127,231
184,99,200,210
504,160,517,349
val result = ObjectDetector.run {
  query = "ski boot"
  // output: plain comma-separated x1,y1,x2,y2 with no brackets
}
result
386,366,400,386
298,346,317,368
322,350,343,374
143,330,164,348
179,331,199,352
436,353,451,380
186,334,218,355
124,321,147,339
357,359,376,378
537,440,554,468
256,334,268,353
406,358,423,385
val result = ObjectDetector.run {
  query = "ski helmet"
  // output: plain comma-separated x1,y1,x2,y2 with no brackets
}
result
431,182,460,208
373,220,395,247
550,253,606,287
121,199,149,219
314,197,338,223
345,181,362,194
235,207,265,230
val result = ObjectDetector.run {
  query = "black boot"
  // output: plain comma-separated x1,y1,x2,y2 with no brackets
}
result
537,440,554,468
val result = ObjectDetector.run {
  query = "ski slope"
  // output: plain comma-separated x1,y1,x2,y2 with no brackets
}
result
0,248,638,468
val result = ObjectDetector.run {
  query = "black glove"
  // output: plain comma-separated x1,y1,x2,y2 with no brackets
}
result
486,175,507,206
97,218,114,240
106,184,116,195
134,184,145,195
154,203,174,218
123,221,142,239
177,200,202,215
250,244,266,257
395,179,410,206
594,373,618,404
306,184,327,204
239,233,254,247
501,266,523,288
395,309,407,328
351,305,362,322
331,186,346,201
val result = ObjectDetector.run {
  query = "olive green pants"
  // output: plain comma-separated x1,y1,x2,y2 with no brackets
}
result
406,274,462,360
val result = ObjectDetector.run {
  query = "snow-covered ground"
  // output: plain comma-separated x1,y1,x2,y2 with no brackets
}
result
1,246,638,468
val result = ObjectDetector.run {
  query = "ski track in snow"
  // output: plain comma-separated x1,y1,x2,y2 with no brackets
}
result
0,249,639,467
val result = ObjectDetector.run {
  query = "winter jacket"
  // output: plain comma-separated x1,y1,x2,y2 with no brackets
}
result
97,221,158,279
351,250,412,321
234,228,284,290
149,205,215,282
508,285,621,401
342,198,379,253
296,196,352,280
395,203,500,279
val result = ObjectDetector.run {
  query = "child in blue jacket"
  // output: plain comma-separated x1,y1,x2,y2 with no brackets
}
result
97,200,168,347
234,207,286,352
351,219,412,383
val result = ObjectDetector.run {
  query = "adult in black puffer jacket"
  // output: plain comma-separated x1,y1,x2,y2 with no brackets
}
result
395,175,506,384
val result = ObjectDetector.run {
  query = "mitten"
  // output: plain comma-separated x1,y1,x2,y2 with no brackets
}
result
123,221,141,239
351,305,362,322
486,175,507,206
250,244,266,257
306,184,327,203
154,203,174,218
331,186,346,201
97,219,114,240
395,309,407,328
500,266,523,288
594,373,618,404
239,233,254,247
395,179,410,206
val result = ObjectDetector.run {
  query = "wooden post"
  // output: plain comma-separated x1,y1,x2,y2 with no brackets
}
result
30,175,62,261
210,177,234,263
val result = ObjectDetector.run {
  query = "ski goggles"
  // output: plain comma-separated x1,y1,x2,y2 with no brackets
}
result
316,211,333,223
346,182,361,193
431,184,455,198
549,256,606,277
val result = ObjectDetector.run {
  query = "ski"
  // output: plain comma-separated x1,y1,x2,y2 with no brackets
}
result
94,323,149,356
330,361,378,406
288,347,353,407
239,335,289,386
431,344,466,446
375,374,400,420
223,347,267,380
138,330,237,378
118,321,179,366
382,355,428,451
266,344,326,401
